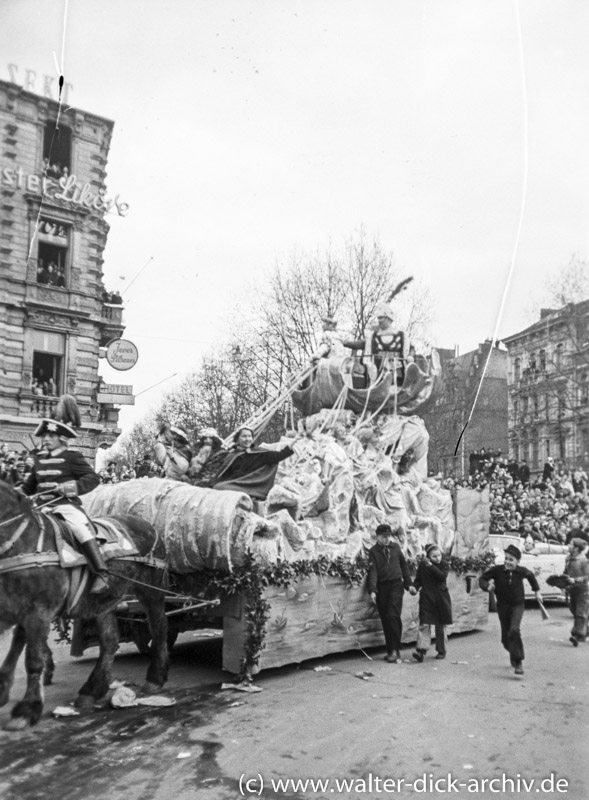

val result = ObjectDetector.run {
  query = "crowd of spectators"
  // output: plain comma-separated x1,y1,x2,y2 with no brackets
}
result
101,290,123,305
31,373,56,396
36,260,66,287
0,444,35,487
98,455,161,484
445,450,589,547
42,158,69,180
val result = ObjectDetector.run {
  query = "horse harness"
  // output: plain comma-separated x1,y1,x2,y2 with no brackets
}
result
0,509,166,577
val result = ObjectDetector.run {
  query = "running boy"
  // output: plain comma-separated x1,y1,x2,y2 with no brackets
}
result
479,544,542,676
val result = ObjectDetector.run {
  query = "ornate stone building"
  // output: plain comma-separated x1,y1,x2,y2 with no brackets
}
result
0,78,128,459
422,342,509,478
503,301,589,472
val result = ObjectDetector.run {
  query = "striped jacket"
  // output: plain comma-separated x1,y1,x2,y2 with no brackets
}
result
21,447,100,505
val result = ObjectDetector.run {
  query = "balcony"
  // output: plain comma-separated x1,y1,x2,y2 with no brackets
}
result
99,303,125,346
20,391,58,418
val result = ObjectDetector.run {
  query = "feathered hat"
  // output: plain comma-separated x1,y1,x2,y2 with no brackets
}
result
34,394,81,439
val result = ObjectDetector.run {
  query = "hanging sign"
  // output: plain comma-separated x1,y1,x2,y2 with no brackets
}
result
97,383,135,405
105,339,139,371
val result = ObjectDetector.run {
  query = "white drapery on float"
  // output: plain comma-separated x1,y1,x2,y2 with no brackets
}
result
83,412,479,573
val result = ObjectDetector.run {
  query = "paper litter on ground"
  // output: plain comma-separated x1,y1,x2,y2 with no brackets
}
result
221,682,263,693
53,706,80,717
135,695,176,707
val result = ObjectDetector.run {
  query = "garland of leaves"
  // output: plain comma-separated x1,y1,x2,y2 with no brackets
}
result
201,549,496,677
51,550,496,678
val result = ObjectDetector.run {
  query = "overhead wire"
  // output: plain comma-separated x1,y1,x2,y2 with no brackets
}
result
454,0,529,458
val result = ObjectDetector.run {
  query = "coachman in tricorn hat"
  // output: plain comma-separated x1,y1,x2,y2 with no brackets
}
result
19,396,110,594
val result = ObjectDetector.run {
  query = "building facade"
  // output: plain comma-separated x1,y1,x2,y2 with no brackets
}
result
422,342,509,478
503,301,589,473
0,78,128,459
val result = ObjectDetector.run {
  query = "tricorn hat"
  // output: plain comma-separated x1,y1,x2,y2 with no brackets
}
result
34,418,77,438
504,544,522,560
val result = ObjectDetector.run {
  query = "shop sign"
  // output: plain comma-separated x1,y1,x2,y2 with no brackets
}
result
105,339,139,371
1,165,129,217
7,63,74,103
97,393,135,405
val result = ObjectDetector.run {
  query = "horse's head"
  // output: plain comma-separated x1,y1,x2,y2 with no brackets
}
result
0,481,34,521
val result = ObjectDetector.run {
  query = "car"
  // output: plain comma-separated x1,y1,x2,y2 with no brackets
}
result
488,533,568,603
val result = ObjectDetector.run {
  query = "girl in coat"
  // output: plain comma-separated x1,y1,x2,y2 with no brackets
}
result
412,544,453,662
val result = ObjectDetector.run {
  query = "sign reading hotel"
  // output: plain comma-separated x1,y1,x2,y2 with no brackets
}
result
97,383,135,406
105,339,139,372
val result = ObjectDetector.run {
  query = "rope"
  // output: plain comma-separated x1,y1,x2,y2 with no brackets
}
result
224,363,315,446
106,561,218,607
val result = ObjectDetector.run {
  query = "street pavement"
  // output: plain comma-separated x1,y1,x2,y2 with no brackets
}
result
0,602,587,800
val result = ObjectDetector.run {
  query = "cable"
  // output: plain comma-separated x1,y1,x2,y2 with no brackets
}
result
454,0,529,459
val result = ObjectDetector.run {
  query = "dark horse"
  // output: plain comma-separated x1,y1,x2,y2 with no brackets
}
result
0,481,169,730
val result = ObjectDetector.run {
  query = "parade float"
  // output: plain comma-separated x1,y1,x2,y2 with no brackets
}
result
82,302,492,677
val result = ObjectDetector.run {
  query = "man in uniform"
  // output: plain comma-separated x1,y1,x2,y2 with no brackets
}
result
20,418,110,595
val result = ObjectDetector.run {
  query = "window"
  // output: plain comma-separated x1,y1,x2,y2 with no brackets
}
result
580,373,589,406
539,349,546,371
532,394,539,416
513,399,519,420
514,357,521,382
555,343,564,370
546,439,551,459
43,121,71,179
531,437,539,468
529,352,536,371
36,217,69,287
31,330,64,396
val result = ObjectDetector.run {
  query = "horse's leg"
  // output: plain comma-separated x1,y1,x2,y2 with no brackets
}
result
5,616,51,730
75,611,118,709
135,589,169,693
43,641,55,686
0,625,26,708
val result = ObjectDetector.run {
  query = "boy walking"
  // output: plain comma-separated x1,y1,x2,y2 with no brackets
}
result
367,524,415,663
479,544,542,676
565,538,589,646
412,544,453,662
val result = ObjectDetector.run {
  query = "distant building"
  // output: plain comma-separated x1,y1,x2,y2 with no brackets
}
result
0,78,129,458
503,301,589,473
423,342,509,478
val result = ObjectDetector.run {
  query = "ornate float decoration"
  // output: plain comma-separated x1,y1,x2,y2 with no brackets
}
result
84,281,491,678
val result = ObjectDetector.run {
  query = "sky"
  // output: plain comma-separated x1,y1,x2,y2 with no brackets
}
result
3,0,589,436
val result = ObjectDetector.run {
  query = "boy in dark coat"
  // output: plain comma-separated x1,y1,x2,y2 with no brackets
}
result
367,523,416,663
412,544,453,662
479,544,542,676
564,538,589,646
